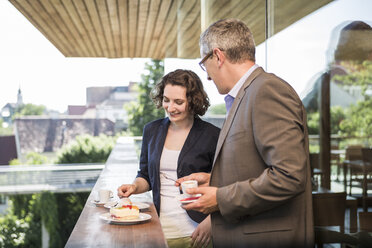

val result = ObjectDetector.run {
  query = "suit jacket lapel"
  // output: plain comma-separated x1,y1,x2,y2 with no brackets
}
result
213,67,264,165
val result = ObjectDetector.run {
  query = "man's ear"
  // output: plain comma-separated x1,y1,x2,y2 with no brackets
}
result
213,48,225,68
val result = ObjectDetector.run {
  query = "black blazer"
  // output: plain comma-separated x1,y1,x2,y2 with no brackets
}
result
137,117,220,223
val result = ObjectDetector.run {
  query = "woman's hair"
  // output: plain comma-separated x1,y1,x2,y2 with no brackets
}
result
199,18,256,63
151,69,210,116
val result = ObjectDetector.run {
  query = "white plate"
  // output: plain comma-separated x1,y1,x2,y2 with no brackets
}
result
177,194,201,204
104,201,150,210
90,200,107,207
99,212,152,225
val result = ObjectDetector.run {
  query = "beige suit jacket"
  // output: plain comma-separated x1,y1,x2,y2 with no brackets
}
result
210,67,314,247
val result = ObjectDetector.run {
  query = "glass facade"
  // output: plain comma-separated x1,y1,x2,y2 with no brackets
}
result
258,0,372,190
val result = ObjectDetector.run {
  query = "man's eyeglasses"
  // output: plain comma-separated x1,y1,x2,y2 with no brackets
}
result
198,51,213,71
198,48,225,71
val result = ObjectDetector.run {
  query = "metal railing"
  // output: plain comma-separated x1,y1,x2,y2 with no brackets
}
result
0,163,105,195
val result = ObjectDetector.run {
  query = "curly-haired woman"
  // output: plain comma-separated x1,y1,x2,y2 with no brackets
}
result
118,69,220,248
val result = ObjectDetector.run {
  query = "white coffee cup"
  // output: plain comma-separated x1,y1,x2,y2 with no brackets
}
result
181,180,198,198
98,189,113,203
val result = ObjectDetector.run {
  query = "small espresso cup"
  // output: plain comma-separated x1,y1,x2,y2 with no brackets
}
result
181,180,198,198
98,189,113,203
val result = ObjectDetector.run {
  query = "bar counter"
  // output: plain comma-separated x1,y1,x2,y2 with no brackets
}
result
65,137,168,248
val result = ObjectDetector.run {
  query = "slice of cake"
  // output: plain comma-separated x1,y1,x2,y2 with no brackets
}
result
110,198,139,220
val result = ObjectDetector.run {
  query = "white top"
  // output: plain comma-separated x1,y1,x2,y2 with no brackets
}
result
159,148,198,239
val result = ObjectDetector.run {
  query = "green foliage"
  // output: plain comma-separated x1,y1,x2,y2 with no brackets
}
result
25,152,48,165
38,192,62,248
332,60,372,90
55,134,116,164
9,152,48,166
333,61,372,137
0,211,29,247
13,104,46,119
55,193,88,244
125,59,165,136
9,159,21,165
208,103,226,115
339,98,372,137
1,192,89,248
307,111,320,135
1,194,42,248
306,106,347,135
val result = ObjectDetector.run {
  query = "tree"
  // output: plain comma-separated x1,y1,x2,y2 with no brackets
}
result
55,134,116,164
125,59,165,136
13,104,46,119
333,61,372,138
307,106,347,135
208,103,226,115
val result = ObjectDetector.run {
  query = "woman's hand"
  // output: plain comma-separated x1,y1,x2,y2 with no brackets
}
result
117,178,150,198
176,172,211,187
191,215,211,248
117,184,137,198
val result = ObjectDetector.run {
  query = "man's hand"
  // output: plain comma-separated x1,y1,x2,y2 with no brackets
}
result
182,186,219,214
176,172,211,187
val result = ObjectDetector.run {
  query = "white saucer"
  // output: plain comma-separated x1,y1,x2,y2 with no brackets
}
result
177,194,201,204
90,200,107,207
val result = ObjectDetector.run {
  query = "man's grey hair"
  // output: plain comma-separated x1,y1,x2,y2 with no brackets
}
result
199,18,256,63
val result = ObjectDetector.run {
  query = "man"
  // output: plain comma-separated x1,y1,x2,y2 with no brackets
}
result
177,19,314,247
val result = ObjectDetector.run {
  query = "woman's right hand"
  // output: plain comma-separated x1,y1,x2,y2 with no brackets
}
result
117,184,137,198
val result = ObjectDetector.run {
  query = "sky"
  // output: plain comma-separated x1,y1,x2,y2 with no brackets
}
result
0,0,371,113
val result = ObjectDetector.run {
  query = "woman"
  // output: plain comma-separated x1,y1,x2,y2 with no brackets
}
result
117,69,220,248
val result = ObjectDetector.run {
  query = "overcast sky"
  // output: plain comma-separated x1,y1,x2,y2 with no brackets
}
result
0,0,371,113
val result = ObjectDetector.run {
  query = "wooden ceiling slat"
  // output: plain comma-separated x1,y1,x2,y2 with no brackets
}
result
135,0,150,57
207,0,230,24
128,0,139,58
148,0,173,58
9,0,73,56
74,0,104,56
84,0,110,57
235,1,265,44
58,0,96,57
107,0,122,57
177,0,200,58
96,0,116,57
164,0,178,58
152,0,177,59
118,0,129,57
141,0,161,57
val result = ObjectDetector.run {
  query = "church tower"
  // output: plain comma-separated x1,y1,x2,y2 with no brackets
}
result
16,86,23,107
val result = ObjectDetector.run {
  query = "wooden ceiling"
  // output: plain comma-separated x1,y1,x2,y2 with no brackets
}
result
9,0,333,59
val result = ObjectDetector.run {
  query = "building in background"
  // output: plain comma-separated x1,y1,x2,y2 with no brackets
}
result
14,116,115,154
68,82,138,131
